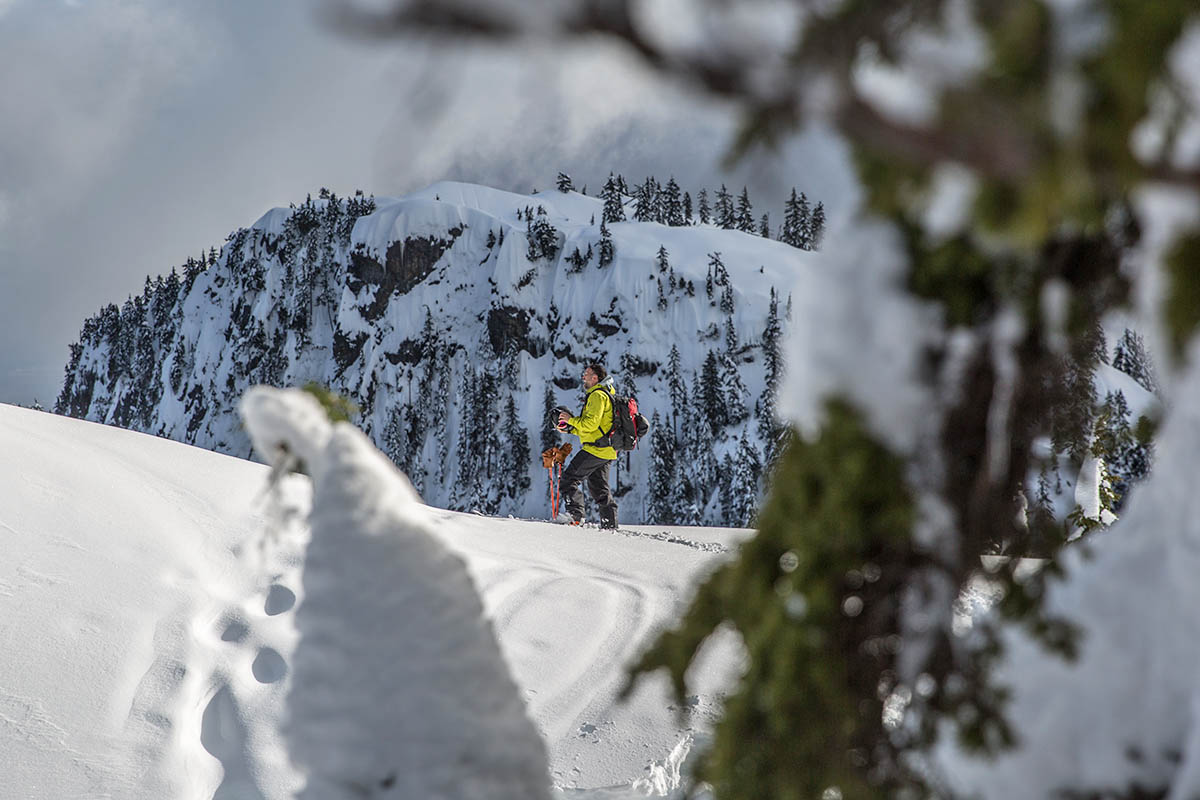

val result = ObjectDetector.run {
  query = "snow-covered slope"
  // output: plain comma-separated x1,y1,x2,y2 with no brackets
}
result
55,180,813,526
0,402,746,798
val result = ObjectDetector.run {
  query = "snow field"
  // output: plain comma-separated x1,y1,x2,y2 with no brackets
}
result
0,399,748,798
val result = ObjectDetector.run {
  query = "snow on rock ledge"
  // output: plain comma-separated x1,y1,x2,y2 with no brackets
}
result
239,386,551,799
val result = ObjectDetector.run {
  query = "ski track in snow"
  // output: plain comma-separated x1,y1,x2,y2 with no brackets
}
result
432,512,747,794
504,515,731,554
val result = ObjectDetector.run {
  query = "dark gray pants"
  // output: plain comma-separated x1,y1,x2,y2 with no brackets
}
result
560,450,617,525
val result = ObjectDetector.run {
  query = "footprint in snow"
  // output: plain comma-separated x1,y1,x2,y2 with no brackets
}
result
219,614,251,644
264,584,296,616
252,647,288,684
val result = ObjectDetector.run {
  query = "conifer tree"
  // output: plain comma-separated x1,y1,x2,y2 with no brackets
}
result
720,284,735,315
700,350,726,435
697,189,711,224
735,186,755,232
683,191,693,224
382,403,408,471
601,173,626,223
759,213,770,238
730,432,761,526
598,219,615,267
634,176,656,222
526,210,560,261
780,189,802,247
809,201,826,250
715,184,734,229
434,348,453,484
648,410,675,524
556,172,574,192
718,453,736,525
498,395,532,504
705,266,714,302
565,246,589,273
757,288,784,465
1112,328,1159,395
708,251,728,285
665,345,686,443
663,177,684,226
725,316,739,353
694,447,720,523
657,279,668,311
651,177,667,224
721,352,748,424
795,191,812,249
656,245,669,273
1091,322,1109,365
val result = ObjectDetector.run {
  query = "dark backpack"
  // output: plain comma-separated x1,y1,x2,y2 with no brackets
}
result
595,388,650,451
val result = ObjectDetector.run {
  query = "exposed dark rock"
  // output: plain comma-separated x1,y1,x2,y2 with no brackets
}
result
387,338,424,366
621,355,659,377
553,374,580,391
348,232,461,322
487,305,531,357
333,329,369,373
587,312,621,337
348,251,385,288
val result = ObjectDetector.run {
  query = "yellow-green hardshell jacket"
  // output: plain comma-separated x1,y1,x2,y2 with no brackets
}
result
568,381,618,460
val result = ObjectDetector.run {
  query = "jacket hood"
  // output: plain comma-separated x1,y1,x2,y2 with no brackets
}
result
588,376,617,395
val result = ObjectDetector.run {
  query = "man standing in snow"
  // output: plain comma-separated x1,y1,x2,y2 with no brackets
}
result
556,364,619,529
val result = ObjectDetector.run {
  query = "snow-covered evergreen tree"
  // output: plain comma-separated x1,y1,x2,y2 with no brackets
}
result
714,184,734,229
729,431,761,526
757,288,784,467
556,172,574,192
699,350,726,436
720,352,748,425
735,187,754,232
601,173,625,224
697,189,710,225
498,395,531,503
1112,327,1159,395
647,410,675,523
633,176,656,222
809,201,825,250
597,218,614,267
708,251,728,286
662,177,684,226
719,284,735,315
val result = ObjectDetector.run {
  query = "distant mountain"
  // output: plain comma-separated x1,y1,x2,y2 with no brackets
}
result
56,180,818,524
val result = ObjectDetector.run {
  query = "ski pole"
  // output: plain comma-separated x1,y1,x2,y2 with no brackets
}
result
554,462,562,518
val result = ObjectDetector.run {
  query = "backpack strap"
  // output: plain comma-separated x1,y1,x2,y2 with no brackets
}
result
587,387,617,448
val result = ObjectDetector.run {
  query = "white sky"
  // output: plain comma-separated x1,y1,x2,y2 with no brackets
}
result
0,0,858,407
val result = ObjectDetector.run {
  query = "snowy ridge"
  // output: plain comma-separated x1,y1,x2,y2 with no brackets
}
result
57,180,813,525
